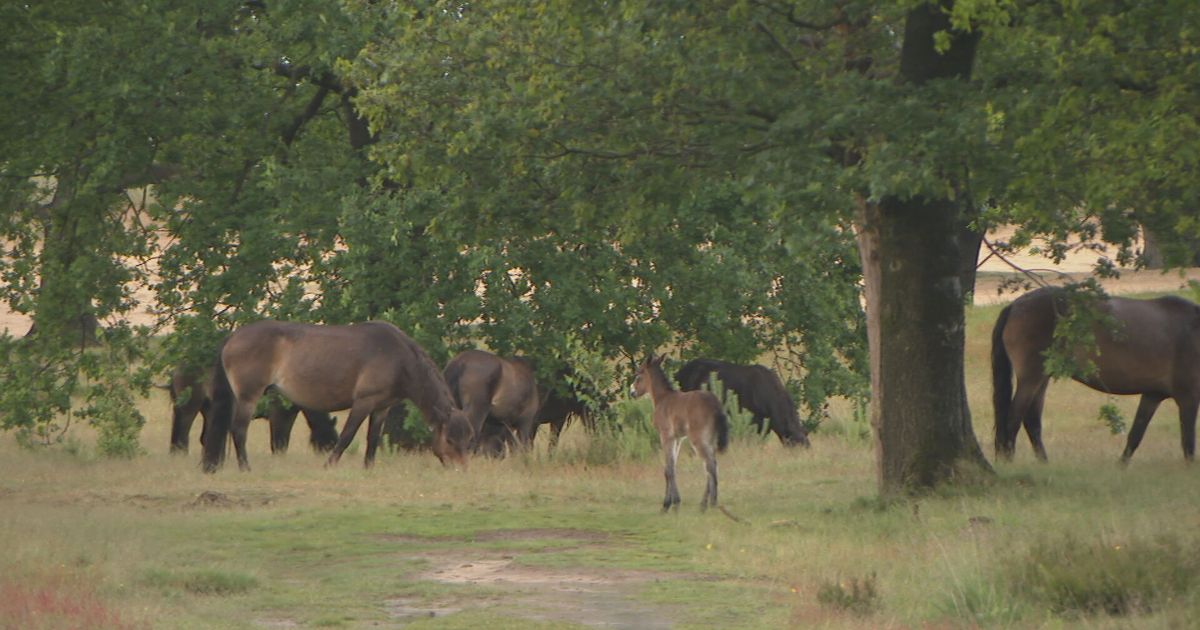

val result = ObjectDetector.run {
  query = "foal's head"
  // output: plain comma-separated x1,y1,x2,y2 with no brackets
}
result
432,408,474,468
630,353,668,399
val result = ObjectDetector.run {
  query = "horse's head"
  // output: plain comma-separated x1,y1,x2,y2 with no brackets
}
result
630,353,667,398
432,408,473,468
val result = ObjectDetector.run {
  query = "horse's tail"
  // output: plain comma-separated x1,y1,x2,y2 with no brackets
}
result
442,357,468,408
991,303,1014,456
201,342,232,473
715,408,730,454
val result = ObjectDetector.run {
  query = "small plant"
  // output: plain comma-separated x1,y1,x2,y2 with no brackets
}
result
816,573,879,615
1098,402,1126,435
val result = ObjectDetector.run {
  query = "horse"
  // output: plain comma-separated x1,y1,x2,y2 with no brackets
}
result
201,320,474,472
167,364,338,455
443,349,540,455
675,358,810,447
630,354,729,512
531,377,598,449
992,286,1200,463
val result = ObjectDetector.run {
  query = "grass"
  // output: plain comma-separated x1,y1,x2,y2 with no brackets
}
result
3,298,1200,628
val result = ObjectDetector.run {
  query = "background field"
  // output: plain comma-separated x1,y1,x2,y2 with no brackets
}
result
3,279,1200,629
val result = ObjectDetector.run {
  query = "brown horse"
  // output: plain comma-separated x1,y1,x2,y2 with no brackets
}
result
202,320,473,472
993,286,1200,463
443,349,540,455
630,354,729,512
168,365,339,455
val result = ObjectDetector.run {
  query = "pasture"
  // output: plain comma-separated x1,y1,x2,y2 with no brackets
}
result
2,298,1200,629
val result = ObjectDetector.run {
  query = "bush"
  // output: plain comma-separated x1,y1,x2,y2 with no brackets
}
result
1006,534,1200,616
554,398,659,466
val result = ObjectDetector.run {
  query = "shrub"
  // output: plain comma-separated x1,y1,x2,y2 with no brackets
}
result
1006,534,1200,616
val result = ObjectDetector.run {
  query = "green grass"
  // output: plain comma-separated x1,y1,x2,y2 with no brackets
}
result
3,296,1200,628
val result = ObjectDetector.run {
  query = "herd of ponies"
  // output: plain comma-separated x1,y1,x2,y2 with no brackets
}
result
162,286,1200,509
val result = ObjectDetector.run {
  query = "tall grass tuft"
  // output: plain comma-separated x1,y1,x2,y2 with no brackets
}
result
1006,533,1200,616
141,568,258,596
816,573,879,615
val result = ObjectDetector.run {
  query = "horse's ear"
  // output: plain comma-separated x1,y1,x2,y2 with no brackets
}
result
654,353,667,365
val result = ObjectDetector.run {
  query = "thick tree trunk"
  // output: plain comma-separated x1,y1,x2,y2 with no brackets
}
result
858,199,991,494
854,1,993,494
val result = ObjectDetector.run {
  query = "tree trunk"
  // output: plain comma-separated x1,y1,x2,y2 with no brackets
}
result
857,198,991,494
854,1,993,494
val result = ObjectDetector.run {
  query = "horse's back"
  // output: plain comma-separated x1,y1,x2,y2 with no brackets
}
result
223,320,416,411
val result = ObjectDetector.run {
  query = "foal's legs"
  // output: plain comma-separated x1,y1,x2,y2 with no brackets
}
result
661,436,682,512
694,441,718,511
1119,393,1166,464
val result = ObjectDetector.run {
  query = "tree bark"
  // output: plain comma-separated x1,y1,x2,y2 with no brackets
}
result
856,1,993,494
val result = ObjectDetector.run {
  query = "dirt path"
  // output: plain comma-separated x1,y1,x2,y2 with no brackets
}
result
379,528,683,628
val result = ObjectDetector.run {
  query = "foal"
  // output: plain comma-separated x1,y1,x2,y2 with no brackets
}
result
630,354,729,512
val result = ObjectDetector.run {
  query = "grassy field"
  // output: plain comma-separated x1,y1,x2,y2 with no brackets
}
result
3,300,1200,629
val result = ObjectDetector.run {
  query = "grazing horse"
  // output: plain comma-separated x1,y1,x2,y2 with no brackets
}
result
993,286,1200,463
443,349,540,455
631,354,729,512
202,321,473,472
167,365,338,455
532,377,599,449
675,358,810,447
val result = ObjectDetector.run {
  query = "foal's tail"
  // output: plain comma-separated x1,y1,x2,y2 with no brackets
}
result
991,304,1014,457
715,408,730,454
201,341,232,473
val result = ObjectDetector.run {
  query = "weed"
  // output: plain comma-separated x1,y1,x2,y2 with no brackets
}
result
816,573,879,615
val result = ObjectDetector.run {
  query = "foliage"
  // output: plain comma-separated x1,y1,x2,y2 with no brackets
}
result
1097,402,1127,435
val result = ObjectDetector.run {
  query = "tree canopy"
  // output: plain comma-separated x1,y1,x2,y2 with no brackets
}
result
3,1,1199,491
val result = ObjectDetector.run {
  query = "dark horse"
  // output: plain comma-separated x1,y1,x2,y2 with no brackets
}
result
202,321,474,472
993,286,1200,463
675,358,810,447
631,354,729,512
443,349,540,455
168,364,339,455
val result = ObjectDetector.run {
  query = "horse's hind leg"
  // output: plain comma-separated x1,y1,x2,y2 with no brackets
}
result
661,436,682,513
1004,375,1046,460
1120,394,1166,464
1177,396,1198,462
230,399,256,471
695,443,718,512
1022,380,1051,462
364,409,387,468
